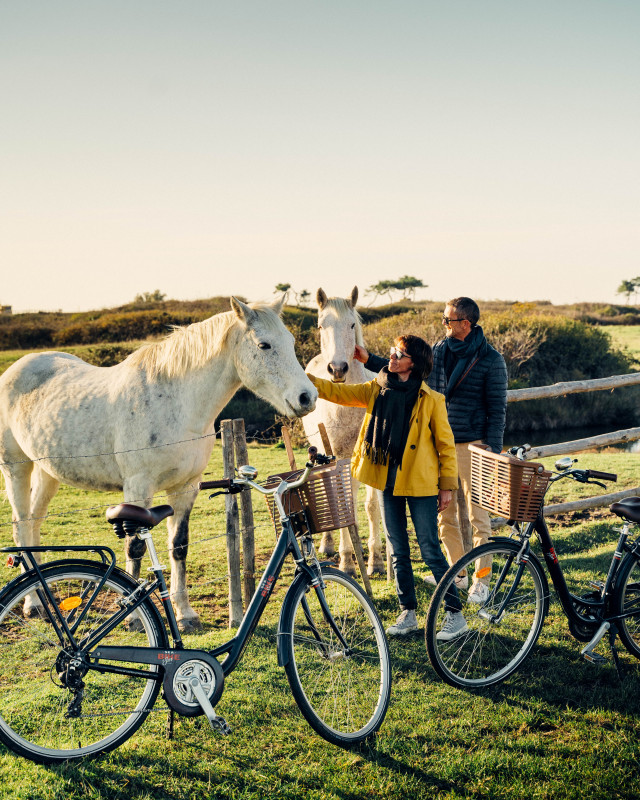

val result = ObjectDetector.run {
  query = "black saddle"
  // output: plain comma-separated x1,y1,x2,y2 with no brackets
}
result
610,497,640,523
106,503,174,537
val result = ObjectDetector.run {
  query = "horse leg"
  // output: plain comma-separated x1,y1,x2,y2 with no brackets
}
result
1,461,41,615
318,531,335,557
364,485,385,576
337,527,357,576
165,485,201,633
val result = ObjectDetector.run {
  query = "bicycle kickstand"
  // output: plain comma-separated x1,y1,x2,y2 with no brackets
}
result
607,624,626,682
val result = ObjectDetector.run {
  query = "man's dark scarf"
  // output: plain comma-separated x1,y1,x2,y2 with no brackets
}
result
362,368,420,466
444,325,488,401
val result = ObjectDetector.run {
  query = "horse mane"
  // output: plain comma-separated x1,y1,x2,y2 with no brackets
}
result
127,303,283,379
322,297,365,347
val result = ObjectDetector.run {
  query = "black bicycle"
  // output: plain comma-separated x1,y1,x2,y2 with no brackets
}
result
0,449,391,764
425,443,640,689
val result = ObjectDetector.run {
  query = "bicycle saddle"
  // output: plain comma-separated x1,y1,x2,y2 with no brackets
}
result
106,503,174,528
610,496,640,523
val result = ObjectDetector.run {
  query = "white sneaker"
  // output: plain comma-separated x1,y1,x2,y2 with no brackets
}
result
424,574,469,590
436,611,469,641
467,581,490,605
385,609,418,636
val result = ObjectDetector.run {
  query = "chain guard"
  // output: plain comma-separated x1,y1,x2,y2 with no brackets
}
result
162,652,224,717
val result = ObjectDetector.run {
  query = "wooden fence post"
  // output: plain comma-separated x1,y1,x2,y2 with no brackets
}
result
221,419,243,627
233,418,256,607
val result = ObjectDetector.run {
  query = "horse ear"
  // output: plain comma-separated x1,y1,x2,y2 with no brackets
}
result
349,287,358,308
271,294,285,315
231,297,257,326
316,288,328,309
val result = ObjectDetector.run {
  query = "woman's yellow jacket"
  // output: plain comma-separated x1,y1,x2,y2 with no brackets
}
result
307,374,458,496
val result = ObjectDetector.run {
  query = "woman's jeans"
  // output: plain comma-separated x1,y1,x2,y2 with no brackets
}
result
383,467,462,613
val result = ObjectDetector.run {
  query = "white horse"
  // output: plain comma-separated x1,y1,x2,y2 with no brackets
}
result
0,297,317,630
302,287,386,576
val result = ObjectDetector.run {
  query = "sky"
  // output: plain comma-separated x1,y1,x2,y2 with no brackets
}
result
1,1,638,313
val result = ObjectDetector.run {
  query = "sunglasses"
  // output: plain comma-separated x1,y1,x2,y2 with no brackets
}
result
389,346,411,360
442,315,466,325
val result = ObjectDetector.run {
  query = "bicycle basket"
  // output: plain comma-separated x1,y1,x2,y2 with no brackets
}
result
262,458,355,534
469,444,551,522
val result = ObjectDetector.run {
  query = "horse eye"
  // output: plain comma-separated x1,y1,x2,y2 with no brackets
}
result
351,323,355,329
258,342,271,350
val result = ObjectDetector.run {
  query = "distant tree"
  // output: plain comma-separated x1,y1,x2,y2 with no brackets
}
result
274,283,291,300
617,279,636,303
297,289,311,306
365,275,427,305
134,289,166,304
396,275,427,300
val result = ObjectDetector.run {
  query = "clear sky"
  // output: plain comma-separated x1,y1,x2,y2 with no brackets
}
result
1,1,638,312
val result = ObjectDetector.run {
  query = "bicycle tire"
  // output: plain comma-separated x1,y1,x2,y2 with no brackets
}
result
425,540,549,689
281,566,391,746
613,552,640,660
0,560,167,764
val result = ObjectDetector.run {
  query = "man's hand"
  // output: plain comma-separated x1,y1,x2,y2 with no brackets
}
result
354,344,369,363
438,489,453,512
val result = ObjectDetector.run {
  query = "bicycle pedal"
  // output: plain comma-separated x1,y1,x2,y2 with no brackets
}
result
210,716,232,736
583,651,607,665
588,580,605,591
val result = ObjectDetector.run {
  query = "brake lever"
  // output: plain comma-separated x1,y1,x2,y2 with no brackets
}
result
208,485,245,499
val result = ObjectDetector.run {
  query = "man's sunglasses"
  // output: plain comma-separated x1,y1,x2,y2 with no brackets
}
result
389,346,411,360
442,316,466,325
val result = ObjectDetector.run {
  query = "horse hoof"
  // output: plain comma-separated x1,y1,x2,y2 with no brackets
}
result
125,617,145,633
178,617,202,633
338,561,357,577
24,605,45,619
367,564,386,577
319,546,336,558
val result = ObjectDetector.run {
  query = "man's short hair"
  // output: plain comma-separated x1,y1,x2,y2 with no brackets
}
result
447,297,480,327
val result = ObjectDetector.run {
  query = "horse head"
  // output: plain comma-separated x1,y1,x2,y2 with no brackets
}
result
231,297,317,417
316,287,363,383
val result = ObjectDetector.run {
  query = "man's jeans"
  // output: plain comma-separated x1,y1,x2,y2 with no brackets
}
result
383,467,461,613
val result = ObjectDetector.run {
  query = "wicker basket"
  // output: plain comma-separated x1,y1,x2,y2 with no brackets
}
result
262,458,355,534
469,444,551,522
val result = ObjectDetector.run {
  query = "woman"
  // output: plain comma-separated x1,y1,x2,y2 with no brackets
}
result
307,334,467,640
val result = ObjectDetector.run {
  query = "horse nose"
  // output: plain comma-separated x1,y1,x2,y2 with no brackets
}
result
299,391,313,409
327,361,349,381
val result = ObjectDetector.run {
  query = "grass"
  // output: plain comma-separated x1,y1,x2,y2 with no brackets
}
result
602,325,640,365
0,446,639,798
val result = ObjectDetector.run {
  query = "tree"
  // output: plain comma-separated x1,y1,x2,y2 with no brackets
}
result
297,289,311,306
134,289,166,304
617,279,636,303
365,276,427,305
274,283,291,300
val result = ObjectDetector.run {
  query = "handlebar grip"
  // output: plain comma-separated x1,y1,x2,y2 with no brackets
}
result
585,470,617,482
199,478,233,490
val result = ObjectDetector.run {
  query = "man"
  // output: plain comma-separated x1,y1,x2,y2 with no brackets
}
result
355,297,508,604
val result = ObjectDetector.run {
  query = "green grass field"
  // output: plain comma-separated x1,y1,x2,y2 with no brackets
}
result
602,325,640,365
0,445,639,799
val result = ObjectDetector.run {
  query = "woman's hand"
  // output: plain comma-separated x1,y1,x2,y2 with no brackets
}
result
438,489,453,512
354,345,369,363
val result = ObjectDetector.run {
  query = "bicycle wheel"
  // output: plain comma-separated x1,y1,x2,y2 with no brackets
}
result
425,540,549,689
613,553,640,659
0,560,167,764
282,566,391,746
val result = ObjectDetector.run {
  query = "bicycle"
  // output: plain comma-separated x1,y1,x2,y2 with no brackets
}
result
0,448,391,764
425,443,640,689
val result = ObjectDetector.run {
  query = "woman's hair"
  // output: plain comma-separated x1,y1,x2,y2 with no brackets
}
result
395,334,433,381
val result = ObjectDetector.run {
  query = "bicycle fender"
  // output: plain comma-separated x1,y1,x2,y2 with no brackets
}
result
277,570,312,668
0,558,129,602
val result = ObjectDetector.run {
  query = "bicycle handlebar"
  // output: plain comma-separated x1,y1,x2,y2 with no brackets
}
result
584,469,617,482
198,447,333,496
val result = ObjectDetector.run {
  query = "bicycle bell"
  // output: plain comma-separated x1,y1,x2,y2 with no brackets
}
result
554,456,575,471
237,465,259,480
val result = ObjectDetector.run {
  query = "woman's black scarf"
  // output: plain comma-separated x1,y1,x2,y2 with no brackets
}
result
444,325,488,400
362,368,420,466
